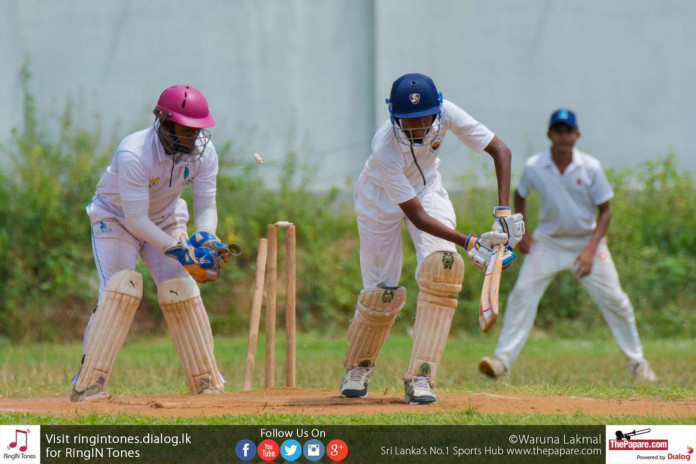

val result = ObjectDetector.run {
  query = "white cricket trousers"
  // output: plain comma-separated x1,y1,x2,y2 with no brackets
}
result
354,177,457,288
78,200,191,356
86,200,192,295
494,235,647,370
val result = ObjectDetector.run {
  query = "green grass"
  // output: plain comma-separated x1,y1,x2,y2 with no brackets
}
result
0,411,691,426
1,333,694,424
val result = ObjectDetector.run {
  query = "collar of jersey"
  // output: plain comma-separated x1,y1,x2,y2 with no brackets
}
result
542,148,584,173
149,127,170,164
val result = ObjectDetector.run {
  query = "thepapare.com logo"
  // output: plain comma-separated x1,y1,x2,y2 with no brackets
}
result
607,426,696,463
609,428,668,451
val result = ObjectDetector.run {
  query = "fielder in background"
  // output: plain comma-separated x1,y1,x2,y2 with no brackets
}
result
340,73,525,404
478,109,657,382
70,85,233,402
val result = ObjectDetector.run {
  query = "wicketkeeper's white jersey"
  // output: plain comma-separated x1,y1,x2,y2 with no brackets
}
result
90,127,218,222
361,99,494,205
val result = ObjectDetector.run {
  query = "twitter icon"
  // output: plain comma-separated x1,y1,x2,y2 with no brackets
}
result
280,439,302,461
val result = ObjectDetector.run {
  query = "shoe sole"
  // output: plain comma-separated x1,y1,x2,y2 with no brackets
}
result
341,392,368,399
200,388,224,394
70,391,111,403
478,359,502,379
405,396,437,404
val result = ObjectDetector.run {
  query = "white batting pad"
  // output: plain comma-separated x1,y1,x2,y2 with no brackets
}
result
405,251,464,383
343,286,407,368
158,277,224,394
73,270,143,396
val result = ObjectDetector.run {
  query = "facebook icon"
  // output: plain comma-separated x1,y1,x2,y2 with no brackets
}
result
235,439,256,461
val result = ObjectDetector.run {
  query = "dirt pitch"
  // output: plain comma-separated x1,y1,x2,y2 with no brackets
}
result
1,388,693,419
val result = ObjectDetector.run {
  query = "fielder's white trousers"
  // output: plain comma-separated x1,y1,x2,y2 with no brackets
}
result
355,176,457,288
494,234,647,370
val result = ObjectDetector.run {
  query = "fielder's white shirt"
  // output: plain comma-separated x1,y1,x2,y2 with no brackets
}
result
361,99,495,205
92,127,218,224
517,149,614,238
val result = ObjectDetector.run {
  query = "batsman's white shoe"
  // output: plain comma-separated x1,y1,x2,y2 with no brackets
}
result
478,356,507,380
632,362,657,383
404,375,437,404
70,386,111,403
340,361,374,398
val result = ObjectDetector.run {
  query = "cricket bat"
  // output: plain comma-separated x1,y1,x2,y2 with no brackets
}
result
479,245,505,333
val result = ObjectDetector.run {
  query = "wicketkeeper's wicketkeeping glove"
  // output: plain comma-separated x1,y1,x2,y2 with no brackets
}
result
190,230,241,269
165,234,220,283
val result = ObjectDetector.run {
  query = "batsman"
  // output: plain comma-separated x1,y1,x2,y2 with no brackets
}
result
70,85,234,402
340,73,525,404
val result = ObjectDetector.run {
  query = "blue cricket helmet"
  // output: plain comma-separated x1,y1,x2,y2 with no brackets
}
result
387,73,443,118
386,73,444,147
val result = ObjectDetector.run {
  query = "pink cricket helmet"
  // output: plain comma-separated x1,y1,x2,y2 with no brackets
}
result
154,85,215,128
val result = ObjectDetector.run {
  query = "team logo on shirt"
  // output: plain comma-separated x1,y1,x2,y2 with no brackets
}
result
149,177,160,188
430,140,441,152
409,93,421,105
95,221,113,235
184,165,194,185
576,177,582,186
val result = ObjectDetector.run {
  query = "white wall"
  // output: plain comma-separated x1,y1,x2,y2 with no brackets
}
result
1,0,694,189
375,0,696,182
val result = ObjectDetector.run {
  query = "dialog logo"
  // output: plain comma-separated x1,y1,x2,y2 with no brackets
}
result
303,439,325,461
280,439,302,461
235,439,256,461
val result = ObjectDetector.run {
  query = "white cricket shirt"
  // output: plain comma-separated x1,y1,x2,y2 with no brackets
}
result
92,127,218,224
361,99,495,205
517,149,614,238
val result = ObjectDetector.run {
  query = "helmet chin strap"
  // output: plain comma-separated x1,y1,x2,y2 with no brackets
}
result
152,117,210,188
408,143,427,187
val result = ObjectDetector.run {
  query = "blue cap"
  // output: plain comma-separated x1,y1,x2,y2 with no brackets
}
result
549,109,578,129
387,73,443,118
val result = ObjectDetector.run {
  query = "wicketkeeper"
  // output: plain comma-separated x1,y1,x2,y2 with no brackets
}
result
70,85,235,402
340,73,525,404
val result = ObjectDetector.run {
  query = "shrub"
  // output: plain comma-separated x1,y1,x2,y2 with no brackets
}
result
1,70,693,341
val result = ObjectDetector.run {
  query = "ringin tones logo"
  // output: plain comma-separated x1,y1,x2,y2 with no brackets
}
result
1,426,40,463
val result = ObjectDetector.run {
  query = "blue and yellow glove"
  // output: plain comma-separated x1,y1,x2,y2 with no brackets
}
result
491,206,526,249
165,235,220,283
465,232,516,271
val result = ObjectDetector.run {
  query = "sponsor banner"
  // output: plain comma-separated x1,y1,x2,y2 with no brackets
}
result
10,424,685,463
606,425,695,464
30,425,606,463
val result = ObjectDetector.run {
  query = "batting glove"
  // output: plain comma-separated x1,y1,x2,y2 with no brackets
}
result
165,235,220,282
465,232,516,271
491,206,526,249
